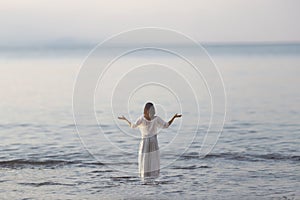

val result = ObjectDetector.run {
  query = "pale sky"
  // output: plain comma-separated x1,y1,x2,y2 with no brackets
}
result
0,0,299,46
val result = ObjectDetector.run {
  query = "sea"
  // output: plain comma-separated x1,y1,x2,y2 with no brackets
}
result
0,43,299,199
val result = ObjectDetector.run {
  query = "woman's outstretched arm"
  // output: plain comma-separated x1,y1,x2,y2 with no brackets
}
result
118,115,132,127
168,113,182,126
118,115,142,128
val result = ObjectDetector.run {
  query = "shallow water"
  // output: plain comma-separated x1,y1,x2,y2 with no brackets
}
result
0,45,299,199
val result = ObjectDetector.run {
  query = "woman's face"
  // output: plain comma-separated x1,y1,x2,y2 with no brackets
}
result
144,106,155,120
148,106,155,119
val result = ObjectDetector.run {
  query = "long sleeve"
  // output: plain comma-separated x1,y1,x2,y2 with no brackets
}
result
156,116,169,129
131,116,143,128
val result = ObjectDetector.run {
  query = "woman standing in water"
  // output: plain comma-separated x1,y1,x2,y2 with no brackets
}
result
118,102,182,180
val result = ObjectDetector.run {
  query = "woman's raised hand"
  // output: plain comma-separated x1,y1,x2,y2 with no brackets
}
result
174,113,182,118
118,115,132,127
118,115,126,120
168,113,182,126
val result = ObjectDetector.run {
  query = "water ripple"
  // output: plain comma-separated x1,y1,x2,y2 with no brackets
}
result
180,152,300,162
18,181,76,187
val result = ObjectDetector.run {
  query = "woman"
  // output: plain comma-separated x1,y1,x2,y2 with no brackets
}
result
118,102,182,180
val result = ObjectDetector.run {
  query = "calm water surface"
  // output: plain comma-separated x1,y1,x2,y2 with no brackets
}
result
0,45,299,199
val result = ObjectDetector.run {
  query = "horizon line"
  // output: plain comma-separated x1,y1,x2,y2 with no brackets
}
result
1,41,300,50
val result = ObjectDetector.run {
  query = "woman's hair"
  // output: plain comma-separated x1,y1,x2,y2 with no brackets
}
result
144,102,155,119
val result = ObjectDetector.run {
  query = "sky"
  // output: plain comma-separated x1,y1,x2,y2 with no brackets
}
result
0,0,300,46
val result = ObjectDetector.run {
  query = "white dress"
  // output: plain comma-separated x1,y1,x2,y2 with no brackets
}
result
131,115,169,179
